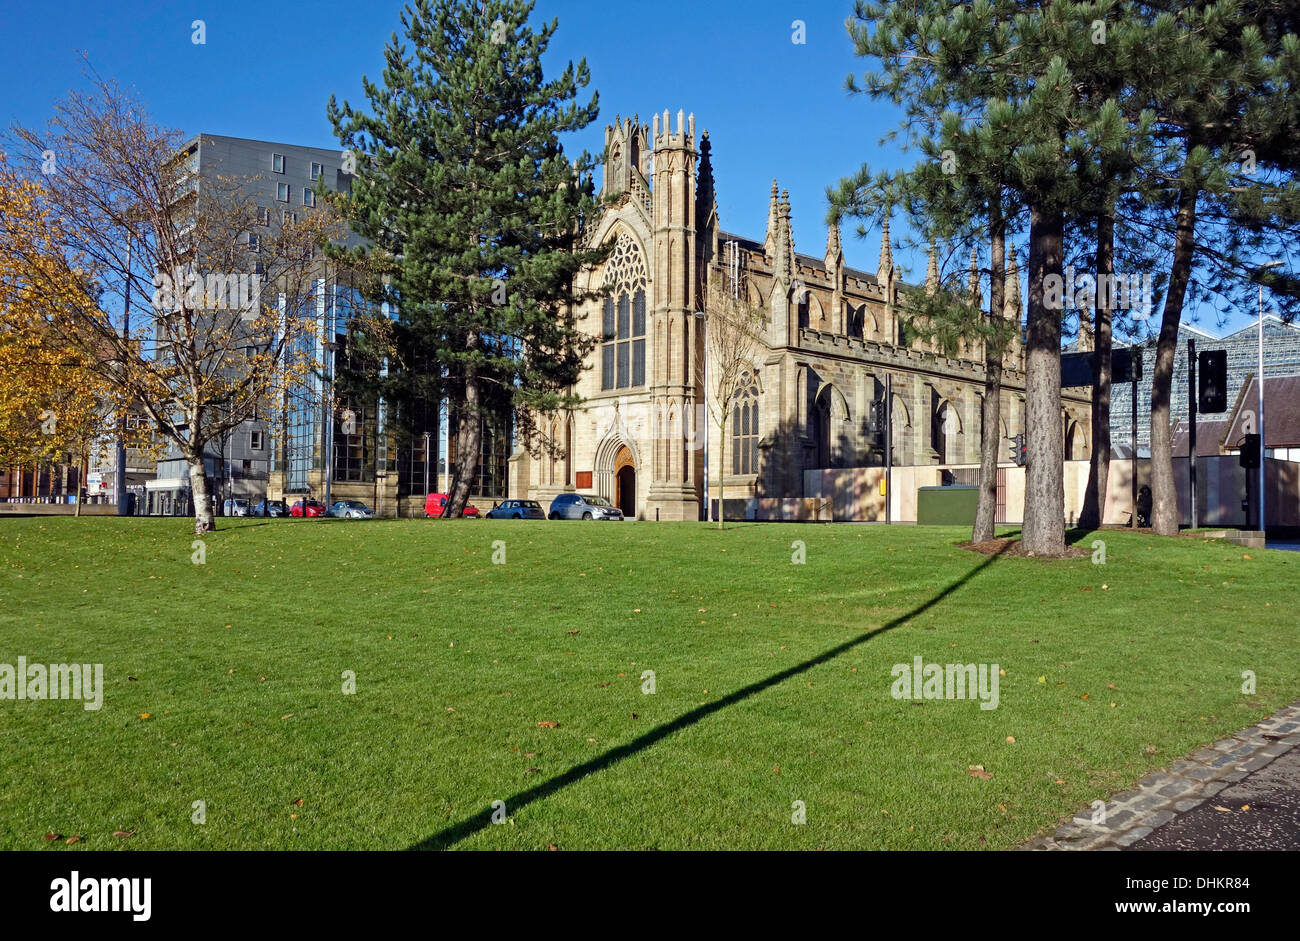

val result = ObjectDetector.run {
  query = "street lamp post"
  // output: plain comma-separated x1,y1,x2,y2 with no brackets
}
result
1257,260,1281,533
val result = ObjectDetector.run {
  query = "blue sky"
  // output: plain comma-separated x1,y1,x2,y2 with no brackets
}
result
2,0,1271,335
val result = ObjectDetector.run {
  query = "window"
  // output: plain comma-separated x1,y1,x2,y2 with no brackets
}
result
731,376,760,475
257,206,270,226
248,233,260,253
334,405,373,482
250,430,264,450
276,182,289,202
311,162,323,181
303,188,315,207
272,153,285,173
283,210,296,225
599,234,647,391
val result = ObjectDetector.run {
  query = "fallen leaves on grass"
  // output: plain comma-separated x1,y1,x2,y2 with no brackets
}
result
967,765,993,781
64,836,82,845
43,833,61,842
537,720,559,728
112,830,134,838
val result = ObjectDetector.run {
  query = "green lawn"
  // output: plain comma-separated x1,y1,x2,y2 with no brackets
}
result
1,515,1297,850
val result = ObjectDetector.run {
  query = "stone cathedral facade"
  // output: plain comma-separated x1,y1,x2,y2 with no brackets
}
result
512,110,1093,521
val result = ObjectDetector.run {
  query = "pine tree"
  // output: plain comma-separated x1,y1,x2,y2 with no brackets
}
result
1126,1,1300,535
842,0,1118,555
327,0,606,515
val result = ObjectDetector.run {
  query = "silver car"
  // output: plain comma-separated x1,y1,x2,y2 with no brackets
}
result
548,493,624,521
328,500,376,519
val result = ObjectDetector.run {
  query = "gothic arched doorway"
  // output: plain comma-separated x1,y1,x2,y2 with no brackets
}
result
614,446,635,519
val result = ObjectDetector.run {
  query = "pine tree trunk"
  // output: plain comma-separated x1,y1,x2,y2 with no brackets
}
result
1021,205,1066,556
188,454,214,535
448,365,482,519
1079,208,1115,530
973,205,1006,544
1151,182,1198,537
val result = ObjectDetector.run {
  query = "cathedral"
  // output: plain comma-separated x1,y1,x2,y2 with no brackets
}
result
512,110,1093,521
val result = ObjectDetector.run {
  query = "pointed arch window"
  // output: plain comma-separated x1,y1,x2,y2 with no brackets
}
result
731,375,760,475
601,234,647,390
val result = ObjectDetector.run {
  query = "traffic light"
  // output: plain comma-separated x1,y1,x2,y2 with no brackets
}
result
1009,433,1026,467
1239,433,1261,469
1199,350,1228,413
868,399,885,443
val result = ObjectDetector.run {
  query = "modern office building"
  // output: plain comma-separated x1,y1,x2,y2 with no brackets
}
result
146,134,509,516
1105,316,1300,458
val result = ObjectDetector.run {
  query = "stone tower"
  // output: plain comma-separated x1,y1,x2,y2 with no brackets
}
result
602,114,649,200
647,109,701,520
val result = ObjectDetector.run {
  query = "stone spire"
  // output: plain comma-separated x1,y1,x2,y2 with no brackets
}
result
877,216,893,285
824,220,842,270
764,180,780,258
1003,250,1021,319
774,190,794,286
925,239,939,295
967,246,981,308
696,130,719,260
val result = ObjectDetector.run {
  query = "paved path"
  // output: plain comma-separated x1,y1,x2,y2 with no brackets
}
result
1024,700,1300,850
1129,746,1300,849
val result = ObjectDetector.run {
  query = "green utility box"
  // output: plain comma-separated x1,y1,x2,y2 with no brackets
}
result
916,485,979,526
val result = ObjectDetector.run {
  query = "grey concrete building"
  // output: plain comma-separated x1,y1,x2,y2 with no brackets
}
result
1104,316,1300,458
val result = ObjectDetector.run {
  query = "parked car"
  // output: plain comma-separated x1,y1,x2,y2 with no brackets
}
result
548,493,624,521
328,500,376,519
223,498,250,517
424,493,480,518
253,499,289,518
485,499,545,520
290,499,327,518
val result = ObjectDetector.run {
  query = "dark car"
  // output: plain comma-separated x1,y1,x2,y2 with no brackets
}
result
485,499,545,520
290,499,326,518
548,493,624,521
254,499,289,518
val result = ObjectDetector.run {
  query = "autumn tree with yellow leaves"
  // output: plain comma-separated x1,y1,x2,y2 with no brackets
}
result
0,166,125,513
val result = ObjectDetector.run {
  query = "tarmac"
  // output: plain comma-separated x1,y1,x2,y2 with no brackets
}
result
1024,699,1300,850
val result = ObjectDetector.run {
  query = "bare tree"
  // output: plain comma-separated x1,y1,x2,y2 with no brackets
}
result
700,273,766,529
6,74,347,533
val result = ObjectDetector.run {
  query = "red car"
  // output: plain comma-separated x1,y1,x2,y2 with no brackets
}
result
290,499,327,517
424,492,479,518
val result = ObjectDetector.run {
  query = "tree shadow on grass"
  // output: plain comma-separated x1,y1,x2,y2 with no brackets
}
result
407,540,1013,850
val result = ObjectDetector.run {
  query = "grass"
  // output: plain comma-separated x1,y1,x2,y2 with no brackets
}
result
1,515,1297,850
